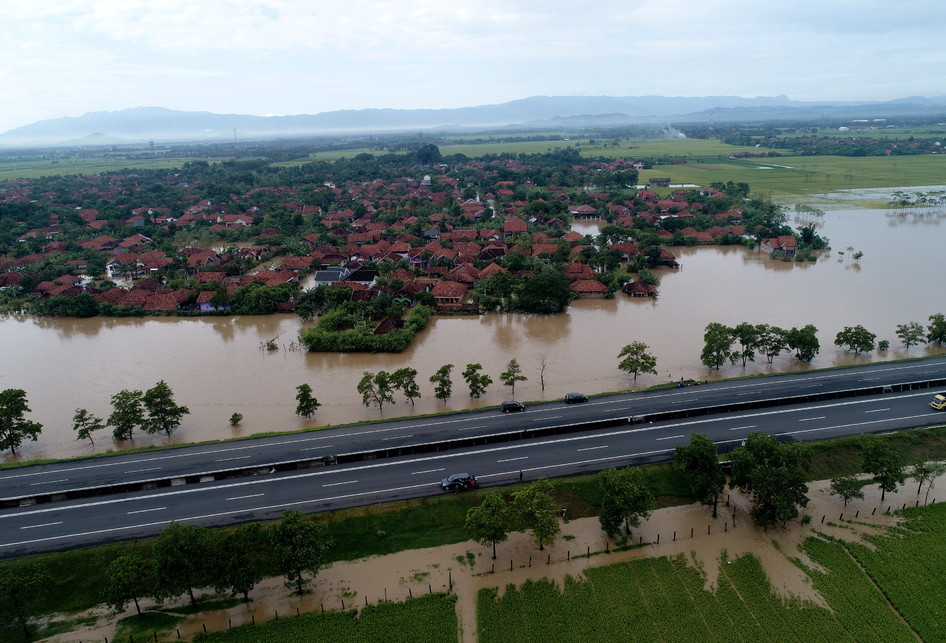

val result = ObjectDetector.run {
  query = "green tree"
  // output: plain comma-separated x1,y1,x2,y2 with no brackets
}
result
0,563,53,638
700,322,734,370
108,388,144,441
214,523,264,602
152,522,215,608
465,491,510,559
598,467,654,538
391,367,421,405
756,324,788,364
861,437,906,501
510,479,560,551
500,358,528,397
617,342,658,381
675,433,726,517
271,510,330,595
513,269,572,314
72,408,104,445
928,313,946,345
229,412,243,427
0,388,43,455
896,321,926,350
731,322,760,366
429,364,454,403
910,456,942,496
295,383,321,418
141,380,190,437
357,371,396,412
729,431,812,529
462,363,493,399
785,324,820,362
104,554,152,615
828,476,865,507
834,325,876,355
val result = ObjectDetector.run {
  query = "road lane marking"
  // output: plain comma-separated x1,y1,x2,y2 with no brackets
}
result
20,522,62,530
125,468,161,474
458,425,485,431
798,416,826,422
226,494,264,501
29,479,69,486
412,468,445,475
656,435,684,441
300,446,332,451
127,507,167,515
323,480,357,487
216,456,252,462
577,446,608,452
535,416,561,421
729,425,756,431
497,457,528,463
865,408,890,414
382,435,411,441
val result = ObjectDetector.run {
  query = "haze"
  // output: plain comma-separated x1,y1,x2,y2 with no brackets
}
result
2,0,945,135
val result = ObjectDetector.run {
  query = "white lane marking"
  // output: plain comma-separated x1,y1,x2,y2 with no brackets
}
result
382,435,411,441
671,400,691,404
216,456,251,462
497,457,528,463
412,468,445,475
323,480,357,487
125,468,161,474
865,408,890,414
20,521,62,530
780,413,937,438
300,446,332,452
535,416,561,421
729,425,756,431
577,446,608,452
29,479,69,486
127,507,166,515
458,426,485,431
799,416,826,422
226,494,264,501
656,435,684,441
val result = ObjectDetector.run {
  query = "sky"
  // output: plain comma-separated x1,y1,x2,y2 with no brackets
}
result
2,0,945,134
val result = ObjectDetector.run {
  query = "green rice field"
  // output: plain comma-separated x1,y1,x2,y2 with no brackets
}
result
477,502,946,642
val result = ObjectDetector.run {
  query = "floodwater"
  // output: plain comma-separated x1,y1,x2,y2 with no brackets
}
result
1,205,945,462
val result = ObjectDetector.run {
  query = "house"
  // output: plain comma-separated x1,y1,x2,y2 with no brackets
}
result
568,204,598,218
622,281,658,297
503,216,527,238
569,279,608,298
430,280,469,304
761,236,798,257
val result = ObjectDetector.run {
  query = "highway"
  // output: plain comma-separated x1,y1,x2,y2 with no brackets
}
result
3,356,946,502
1,362,944,557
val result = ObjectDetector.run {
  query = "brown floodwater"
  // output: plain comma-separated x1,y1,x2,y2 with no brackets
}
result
2,206,944,462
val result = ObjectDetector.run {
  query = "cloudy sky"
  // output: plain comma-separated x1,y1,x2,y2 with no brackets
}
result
2,0,944,134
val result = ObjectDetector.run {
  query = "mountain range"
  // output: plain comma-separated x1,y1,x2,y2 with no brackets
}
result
3,94,946,147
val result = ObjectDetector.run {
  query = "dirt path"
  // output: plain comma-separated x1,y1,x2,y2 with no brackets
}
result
42,473,940,643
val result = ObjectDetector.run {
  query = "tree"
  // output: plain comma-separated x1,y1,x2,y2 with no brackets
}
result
928,313,946,345
513,269,572,314
756,324,788,364
729,431,812,529
861,437,906,501
104,554,152,615
510,478,561,551
271,509,330,594
0,563,53,638
617,342,658,381
72,408,105,445
675,434,726,517
391,367,421,404
828,476,864,507
731,322,760,366
214,523,265,602
465,491,510,559
700,322,734,370
141,380,190,437
896,321,926,350
500,358,527,397
152,522,215,608
295,383,321,418
910,457,942,496
462,363,493,399
922,462,946,504
834,325,876,355
229,412,243,427
597,467,654,538
785,324,820,362
429,364,454,403
0,388,42,455
109,388,144,441
357,371,396,411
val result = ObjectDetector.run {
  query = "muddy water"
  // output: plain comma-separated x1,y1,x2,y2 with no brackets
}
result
2,207,944,461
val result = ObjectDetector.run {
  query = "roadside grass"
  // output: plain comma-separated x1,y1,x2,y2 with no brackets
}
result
113,612,184,643
0,157,225,181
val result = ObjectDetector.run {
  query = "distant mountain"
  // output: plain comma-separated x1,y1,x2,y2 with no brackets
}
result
2,95,945,147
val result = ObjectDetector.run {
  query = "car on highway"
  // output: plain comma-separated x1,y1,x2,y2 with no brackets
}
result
932,393,946,410
563,392,588,404
501,401,525,412
441,473,477,491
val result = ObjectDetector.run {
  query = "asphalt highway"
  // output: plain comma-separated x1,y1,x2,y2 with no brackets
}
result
1,374,944,557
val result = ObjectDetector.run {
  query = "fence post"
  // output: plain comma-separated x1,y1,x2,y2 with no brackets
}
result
365,596,368,606
840,514,843,521
656,533,660,544
228,619,231,630
725,522,728,532
821,515,825,523
708,525,711,535
691,527,694,538
252,615,255,625
855,510,859,518
673,531,676,542
547,553,551,565
202,624,207,633
274,610,278,620
529,556,532,567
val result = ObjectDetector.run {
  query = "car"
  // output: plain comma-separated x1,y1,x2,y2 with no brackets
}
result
501,401,525,413
563,392,588,404
441,473,477,491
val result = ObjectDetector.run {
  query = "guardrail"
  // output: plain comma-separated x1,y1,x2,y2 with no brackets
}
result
4,378,945,510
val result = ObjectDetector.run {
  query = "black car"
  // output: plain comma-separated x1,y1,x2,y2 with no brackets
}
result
501,401,525,412
441,473,477,491
563,392,588,404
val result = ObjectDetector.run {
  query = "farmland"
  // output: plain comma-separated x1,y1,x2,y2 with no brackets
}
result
477,503,946,642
